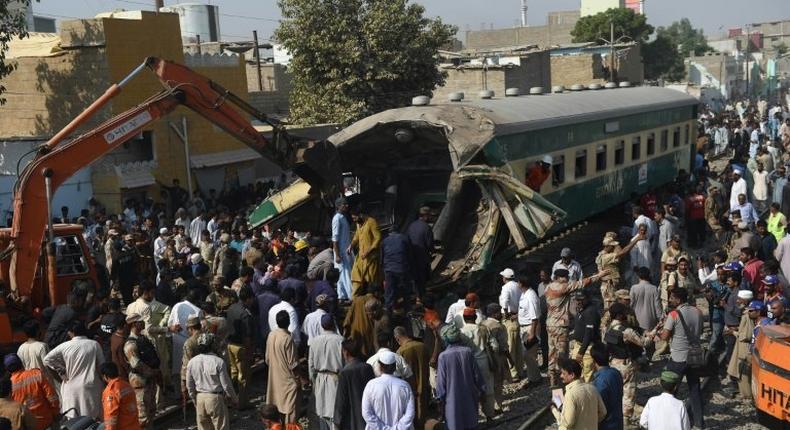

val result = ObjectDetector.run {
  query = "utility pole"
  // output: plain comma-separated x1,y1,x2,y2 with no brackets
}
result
253,30,263,91
196,34,201,55
610,20,616,83
155,0,163,12
745,24,751,99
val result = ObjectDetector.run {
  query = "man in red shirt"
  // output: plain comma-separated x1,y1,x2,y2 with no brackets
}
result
640,192,658,219
526,155,553,191
739,247,764,298
684,185,706,248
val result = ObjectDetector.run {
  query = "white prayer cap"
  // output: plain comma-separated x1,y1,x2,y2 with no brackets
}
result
378,351,397,365
737,290,754,300
159,227,169,235
733,168,743,175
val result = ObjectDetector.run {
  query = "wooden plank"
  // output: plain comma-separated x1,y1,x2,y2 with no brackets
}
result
490,183,528,250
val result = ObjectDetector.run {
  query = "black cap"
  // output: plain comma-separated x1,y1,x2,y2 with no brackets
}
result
553,268,570,278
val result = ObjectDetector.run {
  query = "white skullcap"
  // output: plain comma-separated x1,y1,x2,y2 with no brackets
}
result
378,351,397,365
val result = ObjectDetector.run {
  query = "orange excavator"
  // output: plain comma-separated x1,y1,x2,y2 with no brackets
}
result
0,56,338,349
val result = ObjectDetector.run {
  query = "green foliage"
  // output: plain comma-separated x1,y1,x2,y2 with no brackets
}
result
571,8,653,44
643,34,685,81
0,0,30,105
655,18,712,57
275,0,456,125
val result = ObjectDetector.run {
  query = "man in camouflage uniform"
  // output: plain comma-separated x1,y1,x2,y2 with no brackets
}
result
600,289,638,337
180,315,203,400
545,268,605,387
206,275,237,316
604,303,648,424
124,313,160,428
126,281,171,400
596,233,645,311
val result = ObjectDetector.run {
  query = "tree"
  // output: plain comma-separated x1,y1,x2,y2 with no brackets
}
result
643,34,685,81
571,8,653,44
275,0,456,125
0,0,30,105
656,18,712,57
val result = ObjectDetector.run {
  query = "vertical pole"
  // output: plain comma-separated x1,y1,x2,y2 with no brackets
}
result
43,171,58,306
610,20,616,82
155,0,164,12
253,30,263,91
745,25,750,98
182,117,194,200
196,34,202,55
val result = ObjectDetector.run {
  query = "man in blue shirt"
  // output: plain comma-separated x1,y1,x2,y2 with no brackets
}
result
590,343,624,430
381,229,411,308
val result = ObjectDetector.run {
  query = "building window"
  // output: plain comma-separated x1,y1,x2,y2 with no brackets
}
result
575,149,587,178
632,136,641,161
684,124,690,145
615,140,625,165
661,129,669,152
647,132,656,156
596,145,607,172
552,154,565,186
673,127,681,148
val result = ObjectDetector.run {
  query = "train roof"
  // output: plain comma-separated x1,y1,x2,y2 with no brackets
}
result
329,87,698,169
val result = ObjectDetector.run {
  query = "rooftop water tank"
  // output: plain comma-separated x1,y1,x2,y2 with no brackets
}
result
161,3,220,44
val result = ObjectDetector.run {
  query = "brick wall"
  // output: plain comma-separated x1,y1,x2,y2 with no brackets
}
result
433,54,551,101
466,24,575,50
550,54,605,87
246,63,291,93
0,49,111,138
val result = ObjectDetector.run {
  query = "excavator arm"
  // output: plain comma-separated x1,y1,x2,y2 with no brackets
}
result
3,57,335,306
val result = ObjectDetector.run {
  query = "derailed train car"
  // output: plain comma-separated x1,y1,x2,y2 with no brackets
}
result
249,86,699,286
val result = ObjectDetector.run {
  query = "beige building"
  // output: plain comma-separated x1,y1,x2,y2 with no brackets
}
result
0,10,260,214
465,11,579,51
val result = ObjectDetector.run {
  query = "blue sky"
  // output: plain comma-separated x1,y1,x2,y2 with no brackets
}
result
32,0,790,43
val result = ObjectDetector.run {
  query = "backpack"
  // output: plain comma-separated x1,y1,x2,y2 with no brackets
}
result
604,324,643,360
675,309,708,370
133,335,161,369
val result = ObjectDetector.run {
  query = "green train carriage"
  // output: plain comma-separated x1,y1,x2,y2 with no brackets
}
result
249,86,699,285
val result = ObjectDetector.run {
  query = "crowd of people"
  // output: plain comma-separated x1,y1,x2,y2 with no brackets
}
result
0,98,788,430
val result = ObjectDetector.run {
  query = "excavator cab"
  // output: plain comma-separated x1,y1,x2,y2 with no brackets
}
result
0,224,99,350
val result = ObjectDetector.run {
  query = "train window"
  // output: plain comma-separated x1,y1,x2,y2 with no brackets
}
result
673,127,680,147
631,136,641,161
615,141,625,165
575,149,587,178
660,130,669,152
552,154,565,186
596,145,607,172
647,133,656,156
684,124,690,145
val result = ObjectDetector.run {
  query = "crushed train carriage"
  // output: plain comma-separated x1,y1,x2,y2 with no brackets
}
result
249,86,700,287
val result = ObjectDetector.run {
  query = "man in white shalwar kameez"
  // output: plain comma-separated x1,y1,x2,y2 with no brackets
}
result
167,290,204,379
43,322,104,420
308,315,345,430
730,169,748,211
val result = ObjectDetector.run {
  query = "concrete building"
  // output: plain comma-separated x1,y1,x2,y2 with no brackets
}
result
433,48,551,101
246,63,291,116
750,20,790,47
549,43,643,87
0,10,260,215
581,0,644,17
8,0,56,32
686,53,741,102
465,11,579,50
